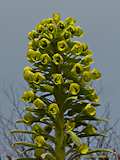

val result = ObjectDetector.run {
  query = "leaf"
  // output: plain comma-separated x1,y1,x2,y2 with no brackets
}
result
11,130,36,135
67,130,81,146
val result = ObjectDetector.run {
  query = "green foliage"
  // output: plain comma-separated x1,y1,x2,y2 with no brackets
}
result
12,12,112,160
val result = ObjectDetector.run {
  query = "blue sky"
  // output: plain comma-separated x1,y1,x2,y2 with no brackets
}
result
0,0,120,130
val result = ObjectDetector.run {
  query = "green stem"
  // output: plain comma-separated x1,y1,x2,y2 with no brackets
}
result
55,111,64,160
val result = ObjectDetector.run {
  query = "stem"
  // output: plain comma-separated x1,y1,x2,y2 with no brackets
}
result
55,111,64,160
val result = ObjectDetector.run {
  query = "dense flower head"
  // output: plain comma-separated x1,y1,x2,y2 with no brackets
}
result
13,12,106,160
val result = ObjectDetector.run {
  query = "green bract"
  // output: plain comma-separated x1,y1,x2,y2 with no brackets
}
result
12,12,112,160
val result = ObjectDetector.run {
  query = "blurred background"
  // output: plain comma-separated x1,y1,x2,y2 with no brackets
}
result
0,0,120,158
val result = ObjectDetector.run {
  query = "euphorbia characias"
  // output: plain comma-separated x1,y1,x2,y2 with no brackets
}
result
11,12,113,160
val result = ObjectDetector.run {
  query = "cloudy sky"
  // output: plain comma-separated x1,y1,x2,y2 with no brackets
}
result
0,0,120,130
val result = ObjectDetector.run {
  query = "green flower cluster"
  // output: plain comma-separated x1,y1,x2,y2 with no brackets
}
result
12,12,112,160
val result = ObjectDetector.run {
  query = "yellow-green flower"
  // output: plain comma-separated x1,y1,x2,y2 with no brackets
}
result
35,24,44,33
62,30,71,39
87,91,100,103
47,23,56,32
27,39,39,50
33,72,45,84
48,103,59,115
23,112,34,125
81,49,93,56
71,42,82,55
65,120,75,131
57,40,68,52
32,124,43,134
26,49,41,63
40,18,53,26
69,83,80,95
28,41,33,49
40,54,51,65
78,143,89,154
28,30,39,40
91,68,101,80
81,55,94,66
21,90,35,102
52,53,63,65
24,70,34,82
52,12,61,23
34,135,46,147
23,66,32,72
83,124,96,135
33,98,46,109
83,104,96,116
43,32,53,40
82,71,92,82
39,38,50,49
71,63,83,74
64,16,76,25
52,74,63,85
82,42,88,51
74,26,84,37
57,21,65,30
23,66,34,82
67,25,76,35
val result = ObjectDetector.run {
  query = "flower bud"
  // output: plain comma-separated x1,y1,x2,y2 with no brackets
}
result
71,63,83,74
21,90,35,102
33,72,45,84
82,71,92,82
28,30,39,40
33,98,46,109
34,135,46,147
52,53,63,65
65,120,75,131
57,21,65,30
40,54,51,65
35,24,44,33
77,143,89,154
83,104,96,116
52,73,63,85
64,16,76,25
23,70,34,82
67,25,76,34
23,112,35,125
74,26,84,37
57,40,68,52
26,49,41,63
48,103,59,116
82,42,88,51
47,23,56,32
81,55,94,66
71,42,82,55
91,68,101,80
61,30,71,39
83,124,96,135
69,83,80,95
32,124,43,134
39,38,50,49
52,12,61,23
87,91,100,103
